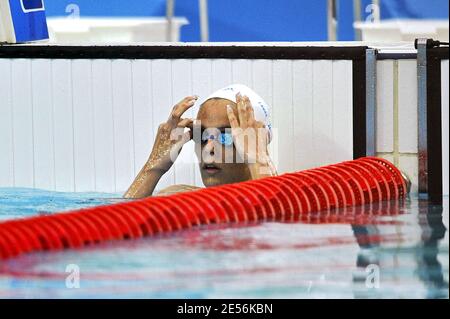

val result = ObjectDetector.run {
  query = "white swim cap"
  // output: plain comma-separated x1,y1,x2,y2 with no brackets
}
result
199,84,272,142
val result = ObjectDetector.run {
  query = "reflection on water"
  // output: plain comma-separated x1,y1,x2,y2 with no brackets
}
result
415,202,448,298
0,188,448,298
351,198,448,299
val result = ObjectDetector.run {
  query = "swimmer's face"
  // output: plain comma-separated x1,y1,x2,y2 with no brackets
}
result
195,98,252,187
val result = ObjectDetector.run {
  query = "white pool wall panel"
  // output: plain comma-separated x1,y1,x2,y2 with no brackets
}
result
0,58,354,193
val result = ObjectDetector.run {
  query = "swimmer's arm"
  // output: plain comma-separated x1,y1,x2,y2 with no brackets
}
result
156,184,202,196
123,165,164,199
124,96,197,199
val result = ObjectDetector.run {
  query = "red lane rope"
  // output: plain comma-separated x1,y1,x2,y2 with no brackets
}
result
0,157,406,260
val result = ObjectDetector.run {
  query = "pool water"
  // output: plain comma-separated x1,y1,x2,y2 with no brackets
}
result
0,188,448,299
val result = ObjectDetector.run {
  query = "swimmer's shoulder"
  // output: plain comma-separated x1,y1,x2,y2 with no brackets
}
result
156,184,202,196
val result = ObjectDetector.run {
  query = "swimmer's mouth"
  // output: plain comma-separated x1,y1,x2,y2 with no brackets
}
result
202,163,221,174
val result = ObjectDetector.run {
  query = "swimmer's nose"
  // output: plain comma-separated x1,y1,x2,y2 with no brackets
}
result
205,139,216,155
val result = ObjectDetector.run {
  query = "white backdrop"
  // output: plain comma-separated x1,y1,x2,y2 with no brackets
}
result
0,58,354,192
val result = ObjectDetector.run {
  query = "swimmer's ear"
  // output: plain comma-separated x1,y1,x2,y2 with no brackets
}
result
255,121,270,145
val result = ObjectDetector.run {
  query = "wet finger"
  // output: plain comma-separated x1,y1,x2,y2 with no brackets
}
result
245,96,256,125
255,120,265,128
226,105,239,129
169,95,198,123
236,93,247,129
177,118,194,128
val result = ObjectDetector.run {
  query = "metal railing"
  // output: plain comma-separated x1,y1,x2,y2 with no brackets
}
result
328,0,381,41
166,0,209,42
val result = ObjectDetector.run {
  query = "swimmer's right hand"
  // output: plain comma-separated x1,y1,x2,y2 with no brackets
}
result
145,95,198,174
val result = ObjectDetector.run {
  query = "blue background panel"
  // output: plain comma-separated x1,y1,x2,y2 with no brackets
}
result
43,0,449,42
9,0,49,42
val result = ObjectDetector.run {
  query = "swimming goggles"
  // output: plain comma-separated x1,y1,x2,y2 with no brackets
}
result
200,129,234,146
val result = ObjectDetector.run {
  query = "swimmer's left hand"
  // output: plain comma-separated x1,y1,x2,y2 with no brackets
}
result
226,93,276,178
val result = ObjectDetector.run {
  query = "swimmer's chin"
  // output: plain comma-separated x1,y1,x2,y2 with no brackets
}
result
202,175,227,187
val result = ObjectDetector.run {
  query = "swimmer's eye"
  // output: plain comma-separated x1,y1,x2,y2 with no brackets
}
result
219,133,233,146
199,132,233,146
201,134,216,144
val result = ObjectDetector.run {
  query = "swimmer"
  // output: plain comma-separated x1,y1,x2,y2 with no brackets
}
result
124,84,277,198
